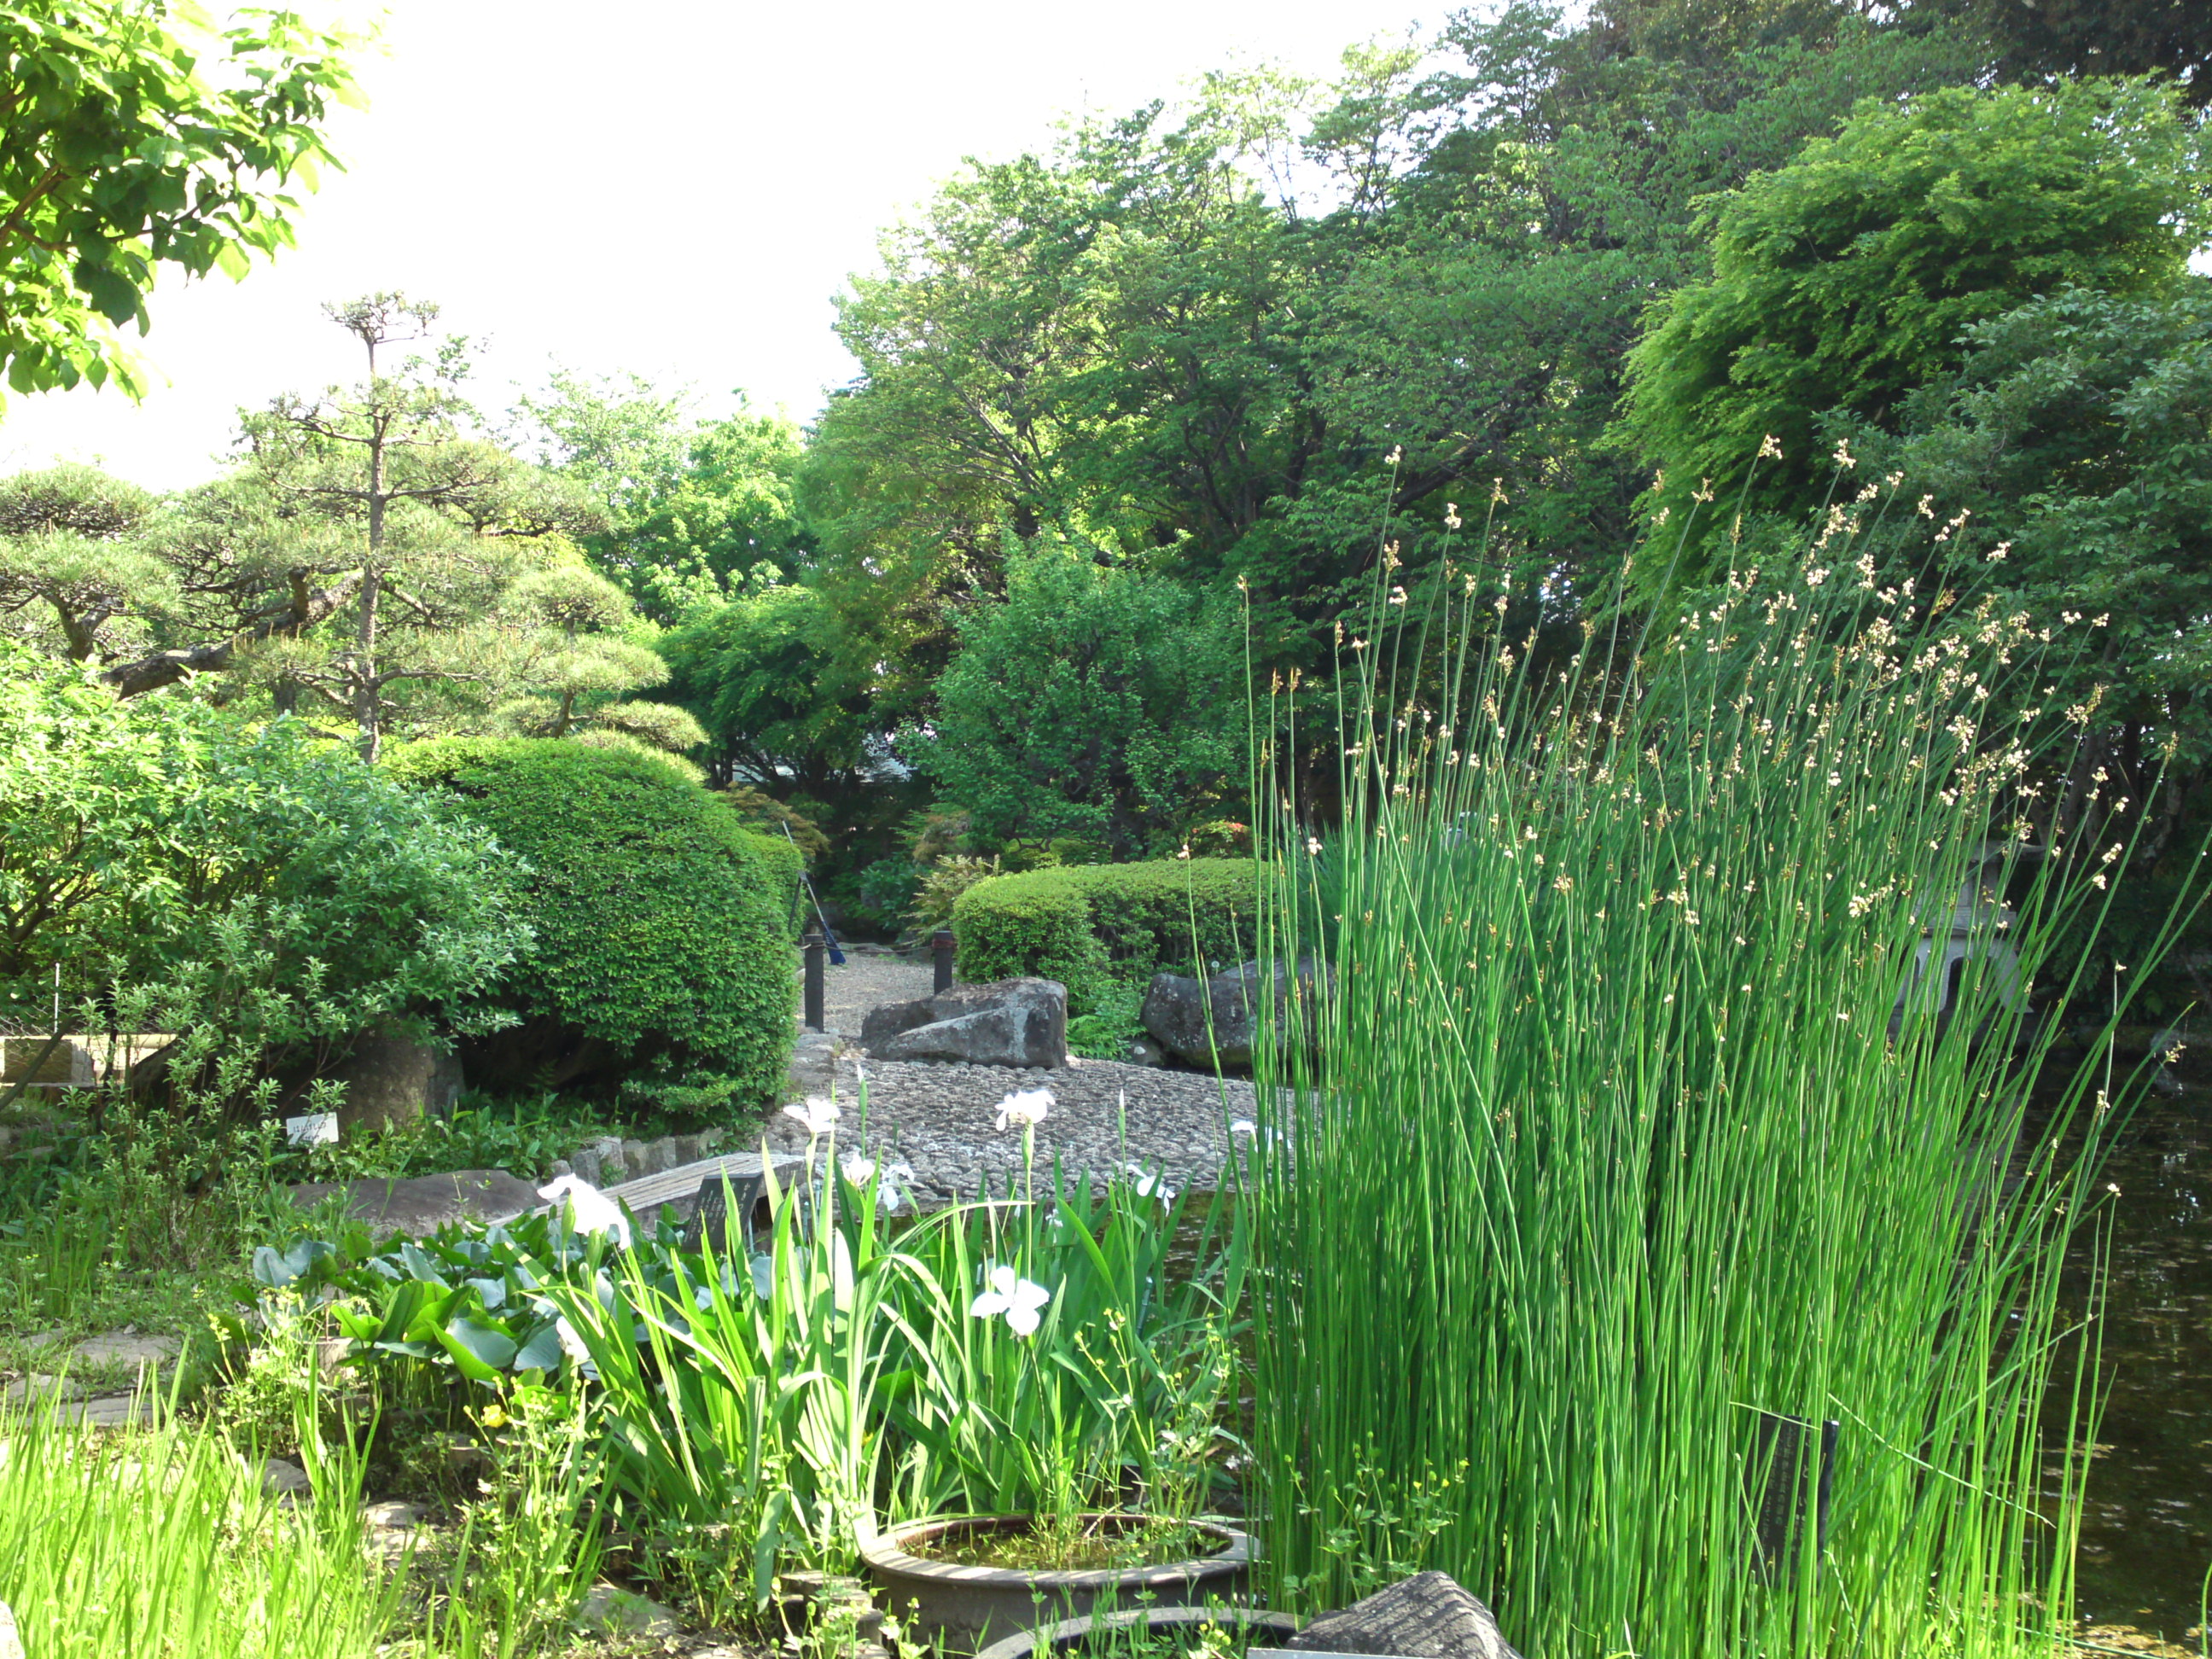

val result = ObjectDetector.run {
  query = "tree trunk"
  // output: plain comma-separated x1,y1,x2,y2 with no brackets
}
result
357,419,387,762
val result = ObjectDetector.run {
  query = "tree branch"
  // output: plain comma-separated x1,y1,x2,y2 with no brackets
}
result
101,568,364,698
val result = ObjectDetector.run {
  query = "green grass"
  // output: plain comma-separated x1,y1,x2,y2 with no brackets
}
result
0,1395,401,1658
1246,504,2195,1656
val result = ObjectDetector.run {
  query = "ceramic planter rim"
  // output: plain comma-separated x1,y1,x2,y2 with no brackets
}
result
859,1513,1251,1592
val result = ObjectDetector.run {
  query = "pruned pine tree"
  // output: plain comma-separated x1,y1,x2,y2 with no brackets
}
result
491,564,708,764
239,294,602,759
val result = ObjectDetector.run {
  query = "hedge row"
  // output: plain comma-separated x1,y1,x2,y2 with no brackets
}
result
386,737,801,1100
951,859,1258,1007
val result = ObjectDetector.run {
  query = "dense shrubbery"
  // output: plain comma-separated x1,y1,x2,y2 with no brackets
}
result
0,647,529,1102
952,858,1258,1010
917,544,1247,860
384,738,800,1102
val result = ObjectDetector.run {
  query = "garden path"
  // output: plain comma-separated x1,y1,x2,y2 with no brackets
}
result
774,946,1254,1206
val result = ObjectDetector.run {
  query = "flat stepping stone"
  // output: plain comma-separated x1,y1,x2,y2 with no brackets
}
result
287,1168,543,1232
1,1375,150,1429
70,1332,178,1369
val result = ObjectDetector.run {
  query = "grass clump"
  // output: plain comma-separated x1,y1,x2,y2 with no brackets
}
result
1248,488,2195,1654
0,1397,399,1657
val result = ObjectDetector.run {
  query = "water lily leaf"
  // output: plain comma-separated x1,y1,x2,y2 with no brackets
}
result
438,1316,518,1382
399,1243,449,1288
513,1324,565,1372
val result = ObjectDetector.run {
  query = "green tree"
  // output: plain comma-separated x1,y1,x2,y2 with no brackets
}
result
0,0,359,401
240,294,601,758
918,538,1244,859
513,370,811,623
1954,0,2212,107
806,4,1990,682
490,562,707,760
656,581,877,794
0,463,171,659
1620,76,2210,583
1847,282,2212,998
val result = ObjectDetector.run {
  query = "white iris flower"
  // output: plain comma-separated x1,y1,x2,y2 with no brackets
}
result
995,1088,1053,1132
969,1265,1051,1336
783,1097,841,1136
538,1175,632,1249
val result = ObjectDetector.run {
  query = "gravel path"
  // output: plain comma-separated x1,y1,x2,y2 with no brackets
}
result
773,947,1254,1204
761,1052,1254,1206
793,944,936,1033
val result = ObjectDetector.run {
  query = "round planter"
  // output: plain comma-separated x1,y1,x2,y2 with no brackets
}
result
859,1514,1251,1656
976,1605,1302,1659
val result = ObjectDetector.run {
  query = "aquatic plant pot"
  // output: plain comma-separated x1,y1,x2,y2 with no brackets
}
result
975,1605,1301,1659
859,1515,1251,1656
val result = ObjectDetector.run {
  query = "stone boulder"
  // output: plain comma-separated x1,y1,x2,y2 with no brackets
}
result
1288,1571,1522,1659
1142,958,1325,1068
859,978,1067,1068
327,1024,465,1135
286,1168,540,1233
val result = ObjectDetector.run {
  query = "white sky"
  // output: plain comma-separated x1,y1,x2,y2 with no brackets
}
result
0,0,1438,490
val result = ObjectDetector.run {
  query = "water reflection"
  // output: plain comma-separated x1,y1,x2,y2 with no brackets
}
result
2054,1084,2212,1639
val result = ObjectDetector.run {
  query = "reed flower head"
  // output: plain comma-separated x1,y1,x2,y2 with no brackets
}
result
996,1087,1053,1131
969,1265,1051,1336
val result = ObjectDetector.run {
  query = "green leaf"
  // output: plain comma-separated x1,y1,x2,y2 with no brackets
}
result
437,1316,518,1382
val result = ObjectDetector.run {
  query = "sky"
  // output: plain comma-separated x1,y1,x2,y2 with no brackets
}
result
0,0,1438,490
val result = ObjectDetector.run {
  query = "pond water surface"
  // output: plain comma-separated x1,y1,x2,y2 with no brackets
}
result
2055,1082,2212,1644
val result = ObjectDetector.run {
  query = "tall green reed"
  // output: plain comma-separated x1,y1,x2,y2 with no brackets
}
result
0,1394,402,1658
1249,486,2196,1657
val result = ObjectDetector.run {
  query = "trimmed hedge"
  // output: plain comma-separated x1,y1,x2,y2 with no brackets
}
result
385,738,801,1100
951,859,1258,1010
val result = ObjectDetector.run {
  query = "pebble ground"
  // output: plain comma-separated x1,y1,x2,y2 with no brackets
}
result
771,946,1254,1204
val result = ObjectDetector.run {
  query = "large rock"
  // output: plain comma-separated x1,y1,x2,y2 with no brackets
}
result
286,1168,540,1233
327,1024,464,1135
1288,1571,1522,1659
1142,959,1324,1068
859,978,1068,1068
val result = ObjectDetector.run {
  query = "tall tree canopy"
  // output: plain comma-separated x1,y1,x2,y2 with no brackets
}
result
0,0,359,400
1620,75,2209,581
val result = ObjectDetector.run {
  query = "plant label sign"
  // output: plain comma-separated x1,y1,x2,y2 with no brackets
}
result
285,1111,340,1147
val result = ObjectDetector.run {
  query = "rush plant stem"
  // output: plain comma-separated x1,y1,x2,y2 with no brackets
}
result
1248,497,2195,1657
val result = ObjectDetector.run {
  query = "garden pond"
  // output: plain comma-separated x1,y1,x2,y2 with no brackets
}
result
2057,1079,2212,1641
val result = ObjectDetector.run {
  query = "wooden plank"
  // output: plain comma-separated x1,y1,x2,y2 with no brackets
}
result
492,1150,801,1225
605,1150,800,1214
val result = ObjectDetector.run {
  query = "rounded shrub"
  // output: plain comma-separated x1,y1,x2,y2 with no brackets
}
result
385,738,802,1101
951,859,1258,1010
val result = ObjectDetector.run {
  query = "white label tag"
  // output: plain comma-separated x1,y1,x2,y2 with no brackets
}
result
285,1112,339,1147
